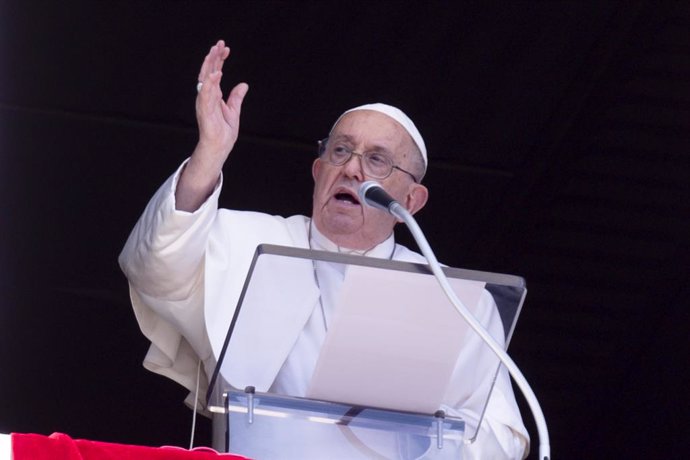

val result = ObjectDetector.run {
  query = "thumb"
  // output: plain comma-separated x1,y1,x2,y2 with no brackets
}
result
227,82,249,112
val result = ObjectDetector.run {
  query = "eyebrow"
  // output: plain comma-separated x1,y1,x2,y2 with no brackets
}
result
330,134,394,154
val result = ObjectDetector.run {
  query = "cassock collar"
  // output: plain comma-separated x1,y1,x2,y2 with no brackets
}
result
309,220,396,260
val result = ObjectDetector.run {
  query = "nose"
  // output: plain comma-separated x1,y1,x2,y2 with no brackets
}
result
342,152,365,181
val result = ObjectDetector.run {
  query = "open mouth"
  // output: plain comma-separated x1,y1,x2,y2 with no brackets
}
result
334,190,361,205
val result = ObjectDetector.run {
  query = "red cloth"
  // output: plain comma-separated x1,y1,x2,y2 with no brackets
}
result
11,433,250,460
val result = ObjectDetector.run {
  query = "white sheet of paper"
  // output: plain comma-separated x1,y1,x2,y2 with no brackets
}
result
307,264,486,414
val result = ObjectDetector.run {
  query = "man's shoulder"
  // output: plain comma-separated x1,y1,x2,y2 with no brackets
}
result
212,209,310,244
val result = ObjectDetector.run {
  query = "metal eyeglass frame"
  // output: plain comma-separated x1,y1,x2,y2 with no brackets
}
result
317,137,419,183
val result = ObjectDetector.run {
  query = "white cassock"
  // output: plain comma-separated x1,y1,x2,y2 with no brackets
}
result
119,161,529,459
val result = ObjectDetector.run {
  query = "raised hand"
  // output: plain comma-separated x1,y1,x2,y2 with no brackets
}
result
176,40,249,211
195,40,249,161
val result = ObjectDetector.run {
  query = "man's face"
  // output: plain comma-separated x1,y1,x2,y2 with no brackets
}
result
311,110,428,250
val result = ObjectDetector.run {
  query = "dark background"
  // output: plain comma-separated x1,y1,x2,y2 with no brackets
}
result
1,1,688,458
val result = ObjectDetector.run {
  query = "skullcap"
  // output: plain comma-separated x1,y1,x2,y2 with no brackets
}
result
330,103,427,167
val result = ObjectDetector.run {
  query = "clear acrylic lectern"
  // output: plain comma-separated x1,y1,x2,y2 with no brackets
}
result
206,244,526,459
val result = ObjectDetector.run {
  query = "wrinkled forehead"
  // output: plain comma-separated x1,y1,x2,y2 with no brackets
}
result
329,110,411,149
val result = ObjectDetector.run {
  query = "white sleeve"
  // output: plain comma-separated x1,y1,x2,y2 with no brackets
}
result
118,160,222,405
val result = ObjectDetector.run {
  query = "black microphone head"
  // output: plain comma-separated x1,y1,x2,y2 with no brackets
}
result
358,181,397,212
358,181,382,204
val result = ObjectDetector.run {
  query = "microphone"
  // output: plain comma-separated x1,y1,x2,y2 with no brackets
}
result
358,181,400,214
358,184,551,460
360,183,551,459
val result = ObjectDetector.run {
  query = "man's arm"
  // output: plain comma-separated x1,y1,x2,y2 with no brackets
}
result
117,41,249,399
176,40,249,211
121,40,249,299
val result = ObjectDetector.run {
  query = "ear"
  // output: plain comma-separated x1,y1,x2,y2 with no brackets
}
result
311,158,321,182
404,183,429,216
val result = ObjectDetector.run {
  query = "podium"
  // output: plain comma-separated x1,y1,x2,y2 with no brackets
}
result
206,245,526,459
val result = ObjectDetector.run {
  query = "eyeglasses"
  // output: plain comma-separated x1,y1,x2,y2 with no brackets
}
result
317,137,419,183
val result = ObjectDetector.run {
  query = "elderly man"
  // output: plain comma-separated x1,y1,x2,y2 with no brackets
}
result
119,40,529,459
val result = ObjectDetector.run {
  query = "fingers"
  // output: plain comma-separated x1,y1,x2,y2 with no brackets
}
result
195,41,247,125
192,42,248,158
197,40,230,84
196,72,228,128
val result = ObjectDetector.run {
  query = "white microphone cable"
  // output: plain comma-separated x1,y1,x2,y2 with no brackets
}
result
359,181,551,460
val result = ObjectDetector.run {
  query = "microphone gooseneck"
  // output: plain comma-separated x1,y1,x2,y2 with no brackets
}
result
358,180,551,460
